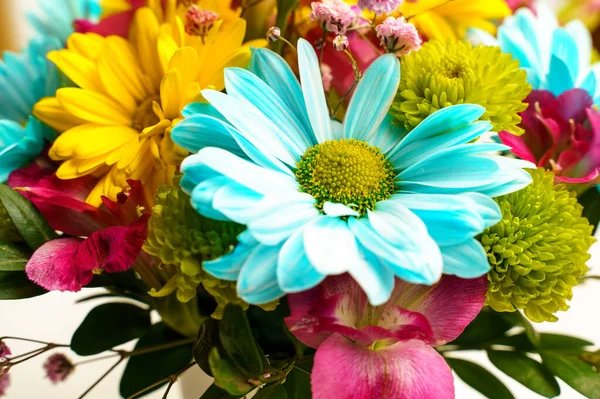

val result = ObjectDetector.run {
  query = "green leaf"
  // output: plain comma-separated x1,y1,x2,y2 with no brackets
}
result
518,312,541,347
0,184,57,250
0,270,46,299
541,351,600,398
247,300,298,360
447,358,515,399
200,383,241,399
254,384,288,399
284,367,311,399
71,302,151,356
194,318,220,376
220,304,264,376
494,333,593,354
0,241,29,271
209,347,258,396
120,323,193,398
488,350,560,398
450,309,516,346
578,187,600,233
273,0,300,53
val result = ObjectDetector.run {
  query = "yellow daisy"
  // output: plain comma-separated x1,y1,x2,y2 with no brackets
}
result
397,0,511,41
34,5,259,206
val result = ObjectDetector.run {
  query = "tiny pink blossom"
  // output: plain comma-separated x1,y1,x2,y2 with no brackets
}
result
185,5,219,36
321,63,333,91
375,16,421,55
357,0,403,15
43,353,75,384
0,373,9,397
0,342,10,358
309,0,357,34
333,34,349,51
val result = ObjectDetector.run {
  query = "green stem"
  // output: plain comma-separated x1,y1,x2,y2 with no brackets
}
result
77,358,124,399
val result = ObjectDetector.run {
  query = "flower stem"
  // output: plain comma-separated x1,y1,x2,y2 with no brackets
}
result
126,362,195,399
332,49,361,118
77,358,124,399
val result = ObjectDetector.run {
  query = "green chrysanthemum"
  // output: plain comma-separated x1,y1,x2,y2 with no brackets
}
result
391,40,531,135
0,202,20,242
143,184,278,319
480,169,595,323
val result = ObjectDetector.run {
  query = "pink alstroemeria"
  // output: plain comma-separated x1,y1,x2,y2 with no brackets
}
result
26,214,149,292
499,89,600,185
74,0,146,37
285,274,486,399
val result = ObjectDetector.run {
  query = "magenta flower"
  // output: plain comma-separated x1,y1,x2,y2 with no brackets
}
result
499,89,600,185
0,341,10,359
375,16,422,55
26,214,149,292
0,373,9,397
74,0,145,37
285,274,486,399
43,353,74,384
309,0,357,34
357,0,403,15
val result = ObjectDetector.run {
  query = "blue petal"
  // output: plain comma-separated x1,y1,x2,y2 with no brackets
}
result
547,54,575,96
225,68,313,154
277,226,325,293
348,247,395,306
440,239,491,278
322,202,359,217
250,48,315,141
237,244,286,305
297,39,333,143
203,231,259,281
171,114,246,157
551,28,580,83
344,54,399,142
181,102,226,120
564,20,592,80
201,89,297,168
188,176,232,221
212,180,265,224
247,192,319,245
374,113,406,155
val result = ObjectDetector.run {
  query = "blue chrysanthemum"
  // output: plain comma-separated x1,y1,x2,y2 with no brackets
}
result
28,0,100,44
172,39,534,306
469,4,599,105
0,38,62,181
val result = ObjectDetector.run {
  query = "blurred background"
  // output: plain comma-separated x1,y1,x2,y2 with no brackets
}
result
0,0,598,398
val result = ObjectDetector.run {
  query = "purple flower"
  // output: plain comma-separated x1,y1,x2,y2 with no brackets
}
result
285,274,486,399
43,353,75,383
0,373,9,397
0,342,10,359
375,16,422,55
309,0,357,34
357,0,403,15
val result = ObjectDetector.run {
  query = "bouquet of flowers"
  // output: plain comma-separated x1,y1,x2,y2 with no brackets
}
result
1,0,599,397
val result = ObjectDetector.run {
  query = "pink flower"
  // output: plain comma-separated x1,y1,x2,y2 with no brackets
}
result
43,353,74,384
285,274,486,399
74,0,145,37
321,63,333,91
309,0,357,34
375,16,422,55
499,89,600,185
332,34,349,51
357,0,403,15
0,373,9,397
185,6,219,36
505,0,535,12
0,342,10,359
26,214,149,292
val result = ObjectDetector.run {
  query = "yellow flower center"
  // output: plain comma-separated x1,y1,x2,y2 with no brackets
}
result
295,139,395,215
132,95,161,131
439,59,470,79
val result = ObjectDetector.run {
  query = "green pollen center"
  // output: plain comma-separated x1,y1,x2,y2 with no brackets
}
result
295,139,395,215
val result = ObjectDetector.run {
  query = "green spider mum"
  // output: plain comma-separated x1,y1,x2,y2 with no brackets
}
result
479,169,595,323
391,40,531,135
143,183,277,319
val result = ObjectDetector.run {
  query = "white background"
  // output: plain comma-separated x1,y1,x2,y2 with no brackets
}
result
2,0,599,397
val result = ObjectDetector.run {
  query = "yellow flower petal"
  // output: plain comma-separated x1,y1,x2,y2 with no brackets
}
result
131,8,163,87
167,46,199,85
51,124,139,159
33,97,87,132
157,33,179,74
48,50,105,94
160,69,183,119
198,47,251,91
66,33,105,61
100,0,132,18
56,88,132,125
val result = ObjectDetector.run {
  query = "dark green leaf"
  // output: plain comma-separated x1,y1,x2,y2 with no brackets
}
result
209,347,258,396
247,300,298,361
447,358,515,399
488,350,560,398
541,351,600,398
494,333,593,354
120,323,193,398
578,187,600,233
220,304,264,376
284,367,311,399
71,302,151,356
450,309,516,346
254,384,287,399
0,184,57,250
0,241,29,271
200,383,241,399
0,270,46,299
518,313,541,347
293,356,314,375
194,318,220,376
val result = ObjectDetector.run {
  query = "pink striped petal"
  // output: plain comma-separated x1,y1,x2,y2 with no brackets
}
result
311,334,454,399
26,238,82,291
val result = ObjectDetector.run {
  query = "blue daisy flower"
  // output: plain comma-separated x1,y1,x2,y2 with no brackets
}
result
172,39,534,306
469,4,599,105
28,0,101,44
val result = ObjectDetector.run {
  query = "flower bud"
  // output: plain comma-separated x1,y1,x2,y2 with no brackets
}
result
333,35,349,51
43,353,74,384
266,26,281,42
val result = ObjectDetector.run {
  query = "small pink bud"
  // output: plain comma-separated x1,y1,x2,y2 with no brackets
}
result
266,26,281,42
0,342,10,359
0,373,9,397
309,0,357,34
43,353,75,384
375,16,422,55
185,5,219,37
333,35,349,51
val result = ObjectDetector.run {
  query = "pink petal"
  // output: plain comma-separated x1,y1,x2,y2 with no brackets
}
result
74,11,135,37
311,334,454,399
498,131,537,163
99,180,148,226
390,276,487,345
26,238,83,292
548,88,593,124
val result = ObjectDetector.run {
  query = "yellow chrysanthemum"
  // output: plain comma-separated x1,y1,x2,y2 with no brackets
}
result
34,5,259,206
397,0,511,41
